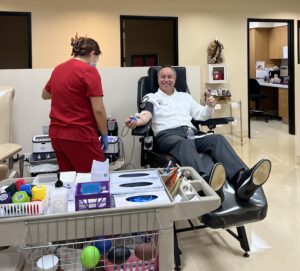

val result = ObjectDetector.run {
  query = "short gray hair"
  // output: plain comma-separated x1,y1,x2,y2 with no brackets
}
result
157,65,177,78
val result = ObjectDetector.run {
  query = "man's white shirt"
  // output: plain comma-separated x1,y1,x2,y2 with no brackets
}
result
142,89,214,135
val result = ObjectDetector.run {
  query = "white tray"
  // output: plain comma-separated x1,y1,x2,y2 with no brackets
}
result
0,186,50,217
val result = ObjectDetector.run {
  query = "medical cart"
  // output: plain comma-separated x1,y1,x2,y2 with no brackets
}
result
0,167,220,270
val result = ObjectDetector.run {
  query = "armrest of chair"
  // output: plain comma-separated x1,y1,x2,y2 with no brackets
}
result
0,143,24,178
131,124,154,166
195,117,234,130
131,124,151,137
0,143,22,162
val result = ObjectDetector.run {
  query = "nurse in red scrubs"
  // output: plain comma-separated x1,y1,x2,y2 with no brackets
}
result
42,35,108,172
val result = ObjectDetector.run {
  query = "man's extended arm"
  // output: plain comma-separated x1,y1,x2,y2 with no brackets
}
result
125,101,153,129
190,94,216,120
125,110,152,129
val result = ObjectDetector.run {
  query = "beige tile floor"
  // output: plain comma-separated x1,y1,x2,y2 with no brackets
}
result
177,120,300,271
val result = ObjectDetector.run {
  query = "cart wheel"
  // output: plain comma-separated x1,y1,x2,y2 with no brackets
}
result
174,266,181,271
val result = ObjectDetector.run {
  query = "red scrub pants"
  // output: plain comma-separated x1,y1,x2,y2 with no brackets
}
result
51,139,105,173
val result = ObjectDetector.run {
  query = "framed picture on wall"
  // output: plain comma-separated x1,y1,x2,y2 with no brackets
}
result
256,61,265,70
131,54,158,67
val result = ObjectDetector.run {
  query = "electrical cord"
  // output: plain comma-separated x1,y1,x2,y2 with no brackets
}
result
121,125,130,137
124,136,136,169
120,125,136,169
118,136,125,159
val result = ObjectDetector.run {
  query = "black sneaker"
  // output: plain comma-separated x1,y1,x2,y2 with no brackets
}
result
237,159,271,200
209,163,226,202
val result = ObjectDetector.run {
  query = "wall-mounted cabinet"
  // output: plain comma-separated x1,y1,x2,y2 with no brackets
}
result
249,28,270,78
269,26,288,59
249,26,288,78
206,64,227,84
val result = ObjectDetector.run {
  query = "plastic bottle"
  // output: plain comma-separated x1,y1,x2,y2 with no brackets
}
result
107,115,118,136
50,172,68,213
186,127,195,140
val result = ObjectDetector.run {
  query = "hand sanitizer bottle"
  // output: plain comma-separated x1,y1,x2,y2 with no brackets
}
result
50,172,68,213
186,127,195,140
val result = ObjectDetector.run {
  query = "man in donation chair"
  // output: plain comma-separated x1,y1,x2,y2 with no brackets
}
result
125,65,271,202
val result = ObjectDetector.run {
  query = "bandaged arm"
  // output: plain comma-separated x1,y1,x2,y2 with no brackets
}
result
136,101,153,126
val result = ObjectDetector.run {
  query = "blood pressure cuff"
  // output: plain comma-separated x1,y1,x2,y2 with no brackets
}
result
140,101,154,115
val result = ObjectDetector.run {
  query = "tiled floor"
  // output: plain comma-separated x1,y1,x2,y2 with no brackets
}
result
177,120,300,271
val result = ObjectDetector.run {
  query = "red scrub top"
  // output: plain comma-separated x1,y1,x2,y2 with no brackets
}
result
45,59,103,143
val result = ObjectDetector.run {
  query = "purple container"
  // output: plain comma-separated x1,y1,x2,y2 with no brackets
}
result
75,181,110,211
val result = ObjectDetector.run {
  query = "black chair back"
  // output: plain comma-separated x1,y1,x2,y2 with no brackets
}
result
148,66,189,93
249,78,262,96
137,66,189,111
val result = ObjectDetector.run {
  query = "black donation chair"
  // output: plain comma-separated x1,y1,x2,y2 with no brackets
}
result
133,67,268,271
134,66,233,168
249,78,269,122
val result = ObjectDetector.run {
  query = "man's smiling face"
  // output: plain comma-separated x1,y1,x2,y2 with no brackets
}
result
158,67,176,95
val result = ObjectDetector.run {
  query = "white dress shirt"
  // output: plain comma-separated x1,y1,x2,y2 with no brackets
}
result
142,89,214,135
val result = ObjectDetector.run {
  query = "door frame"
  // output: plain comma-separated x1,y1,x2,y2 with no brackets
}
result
247,18,295,137
120,15,178,67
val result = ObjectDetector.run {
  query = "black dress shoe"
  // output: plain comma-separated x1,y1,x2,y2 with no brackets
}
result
237,159,271,200
208,163,226,202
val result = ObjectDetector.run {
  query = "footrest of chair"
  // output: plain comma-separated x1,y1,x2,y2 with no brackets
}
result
200,183,268,229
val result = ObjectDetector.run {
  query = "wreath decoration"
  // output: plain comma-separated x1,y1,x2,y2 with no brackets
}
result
207,39,224,64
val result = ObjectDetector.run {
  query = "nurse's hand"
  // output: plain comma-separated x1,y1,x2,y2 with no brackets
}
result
100,134,109,152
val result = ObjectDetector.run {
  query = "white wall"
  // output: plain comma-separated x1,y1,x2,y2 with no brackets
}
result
0,66,200,168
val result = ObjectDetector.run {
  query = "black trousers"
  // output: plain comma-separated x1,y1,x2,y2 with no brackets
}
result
156,126,247,181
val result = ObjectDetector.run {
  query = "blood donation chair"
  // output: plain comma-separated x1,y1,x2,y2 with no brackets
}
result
132,67,268,269
0,87,24,181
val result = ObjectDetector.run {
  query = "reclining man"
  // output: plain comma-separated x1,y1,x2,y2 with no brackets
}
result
125,66,271,201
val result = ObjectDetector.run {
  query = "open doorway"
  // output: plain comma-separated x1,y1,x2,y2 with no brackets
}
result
247,19,295,137
0,11,32,69
120,16,178,67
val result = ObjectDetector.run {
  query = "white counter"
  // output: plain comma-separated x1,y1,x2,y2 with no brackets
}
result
257,79,288,89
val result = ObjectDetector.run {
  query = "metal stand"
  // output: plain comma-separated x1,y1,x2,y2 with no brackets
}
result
226,226,250,257
175,220,251,258
174,223,182,271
